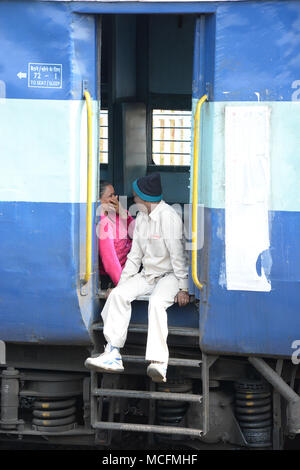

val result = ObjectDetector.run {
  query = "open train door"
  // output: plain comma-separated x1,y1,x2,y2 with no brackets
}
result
189,14,214,301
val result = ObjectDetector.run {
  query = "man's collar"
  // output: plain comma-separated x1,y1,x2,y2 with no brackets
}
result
149,200,165,220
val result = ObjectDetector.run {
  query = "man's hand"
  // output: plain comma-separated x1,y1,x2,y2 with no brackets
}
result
174,291,190,307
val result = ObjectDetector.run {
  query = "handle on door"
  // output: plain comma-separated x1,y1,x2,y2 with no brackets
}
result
191,94,207,291
83,90,93,285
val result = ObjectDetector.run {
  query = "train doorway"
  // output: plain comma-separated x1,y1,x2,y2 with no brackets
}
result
98,13,212,203
96,12,214,298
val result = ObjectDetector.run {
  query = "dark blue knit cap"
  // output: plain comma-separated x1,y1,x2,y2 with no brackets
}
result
133,173,162,202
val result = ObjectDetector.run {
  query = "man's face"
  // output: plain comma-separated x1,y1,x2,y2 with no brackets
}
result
133,189,148,213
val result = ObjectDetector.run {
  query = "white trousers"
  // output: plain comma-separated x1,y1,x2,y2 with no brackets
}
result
101,272,179,363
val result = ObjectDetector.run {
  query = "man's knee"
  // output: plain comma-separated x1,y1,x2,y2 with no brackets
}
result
148,294,165,312
110,283,131,302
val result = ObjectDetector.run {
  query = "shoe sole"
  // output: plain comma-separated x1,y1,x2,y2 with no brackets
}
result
84,360,124,373
147,367,166,383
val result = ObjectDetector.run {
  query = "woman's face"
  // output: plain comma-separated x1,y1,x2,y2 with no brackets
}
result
101,185,117,204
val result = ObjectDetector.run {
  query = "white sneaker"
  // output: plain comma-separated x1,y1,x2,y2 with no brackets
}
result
84,344,124,373
147,361,167,383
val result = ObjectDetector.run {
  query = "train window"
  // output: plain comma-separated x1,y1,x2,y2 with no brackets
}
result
99,109,109,164
151,109,192,166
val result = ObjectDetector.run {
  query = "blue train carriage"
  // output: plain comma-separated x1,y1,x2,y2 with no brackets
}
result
0,0,299,450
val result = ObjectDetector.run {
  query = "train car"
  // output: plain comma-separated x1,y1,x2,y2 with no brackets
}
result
0,0,300,450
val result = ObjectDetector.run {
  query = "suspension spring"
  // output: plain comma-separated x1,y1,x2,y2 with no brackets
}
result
234,379,272,448
156,379,193,440
32,397,77,433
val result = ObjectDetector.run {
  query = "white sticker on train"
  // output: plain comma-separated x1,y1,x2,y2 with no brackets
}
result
224,105,271,292
28,63,62,89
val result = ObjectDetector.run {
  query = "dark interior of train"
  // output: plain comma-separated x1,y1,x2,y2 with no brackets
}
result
99,14,196,205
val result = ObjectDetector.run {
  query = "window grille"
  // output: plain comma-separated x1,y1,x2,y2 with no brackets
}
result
99,109,108,164
152,110,192,166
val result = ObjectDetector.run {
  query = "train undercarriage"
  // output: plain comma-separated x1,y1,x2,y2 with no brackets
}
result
0,329,299,451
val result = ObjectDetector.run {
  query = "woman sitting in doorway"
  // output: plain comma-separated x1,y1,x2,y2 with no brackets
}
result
98,181,135,290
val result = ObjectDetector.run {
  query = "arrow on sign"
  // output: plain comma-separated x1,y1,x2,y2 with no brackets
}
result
17,72,27,79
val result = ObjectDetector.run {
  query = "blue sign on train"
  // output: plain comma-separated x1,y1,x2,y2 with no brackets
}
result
28,63,62,89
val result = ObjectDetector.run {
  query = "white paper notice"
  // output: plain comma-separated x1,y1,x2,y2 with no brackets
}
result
225,106,271,292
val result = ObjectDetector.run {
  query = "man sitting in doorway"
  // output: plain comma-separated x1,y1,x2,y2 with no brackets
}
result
85,172,189,383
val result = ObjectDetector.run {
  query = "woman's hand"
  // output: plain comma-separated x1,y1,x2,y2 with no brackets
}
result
101,196,119,216
111,196,128,219
110,195,120,214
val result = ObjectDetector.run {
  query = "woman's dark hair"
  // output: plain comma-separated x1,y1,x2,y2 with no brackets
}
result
99,180,112,199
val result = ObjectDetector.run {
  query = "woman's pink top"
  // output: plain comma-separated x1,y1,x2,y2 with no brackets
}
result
98,211,134,286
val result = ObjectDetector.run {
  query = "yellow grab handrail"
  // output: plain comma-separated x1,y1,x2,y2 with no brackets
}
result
83,90,93,284
191,94,207,291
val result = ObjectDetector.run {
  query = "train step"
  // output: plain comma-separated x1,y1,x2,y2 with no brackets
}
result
123,355,201,367
92,322,199,337
89,312,216,442
92,387,202,403
88,353,218,443
87,353,201,368
93,421,203,437
86,354,202,368
98,290,153,301
90,376,203,441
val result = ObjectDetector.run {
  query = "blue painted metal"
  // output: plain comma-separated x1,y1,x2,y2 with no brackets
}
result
200,208,300,357
2,2,300,102
192,16,204,100
130,301,199,330
70,1,218,14
214,2,300,102
0,201,98,344
0,1,97,100
0,0,300,359
0,1,99,345
188,0,300,357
